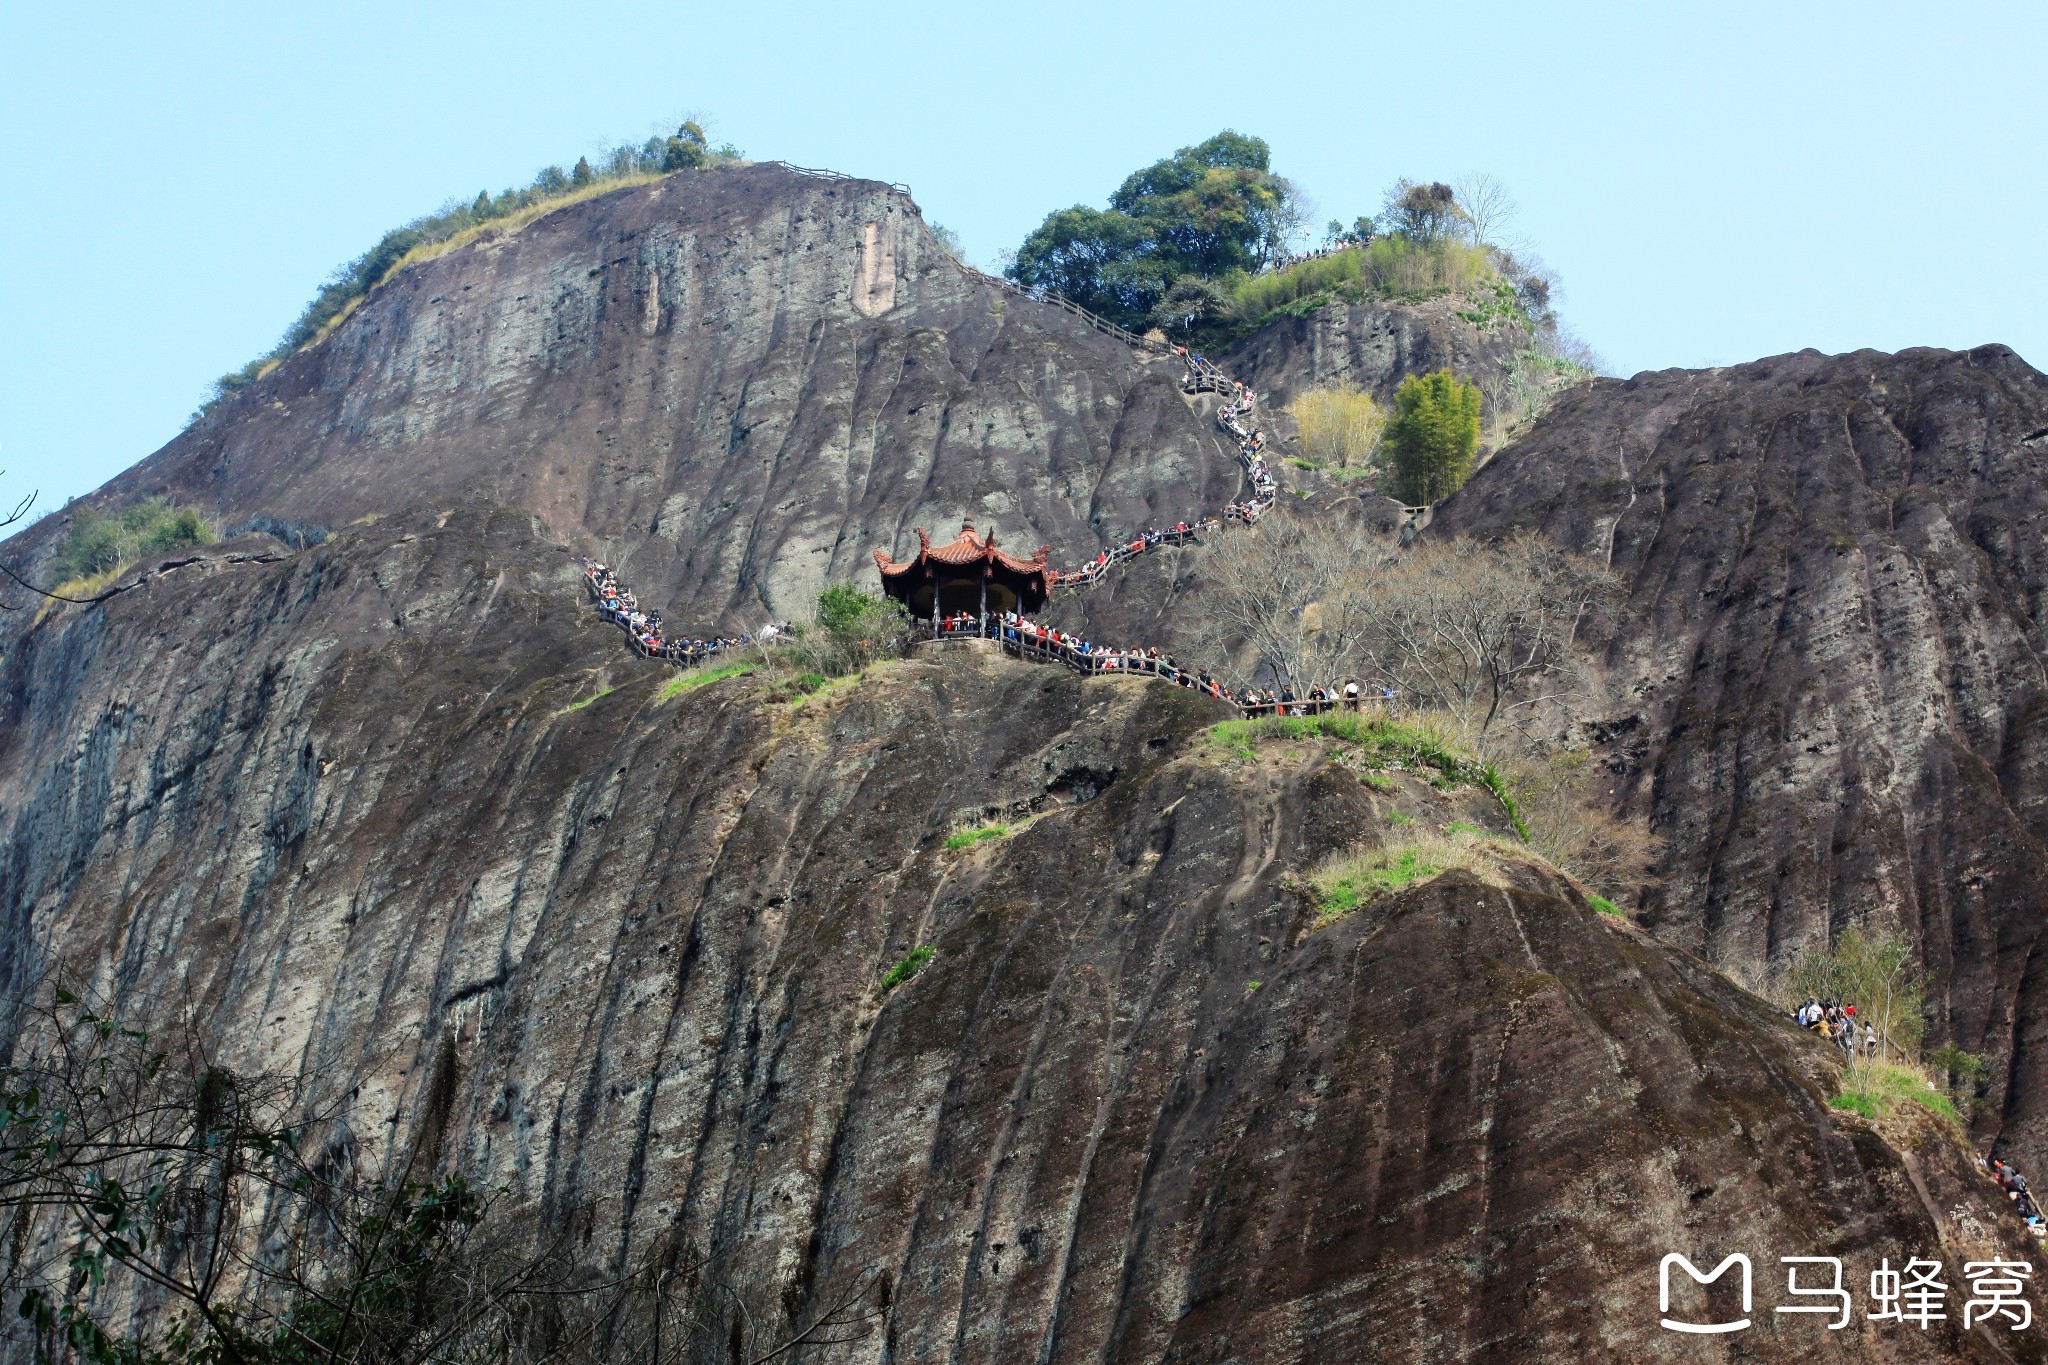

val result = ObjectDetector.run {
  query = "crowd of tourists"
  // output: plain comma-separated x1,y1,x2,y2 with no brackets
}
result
1047,350,1278,588
928,609,1392,716
1051,520,1220,588
581,558,784,663
1177,347,1279,523
1793,998,1882,1058
1981,1155,2048,1240
579,332,1305,708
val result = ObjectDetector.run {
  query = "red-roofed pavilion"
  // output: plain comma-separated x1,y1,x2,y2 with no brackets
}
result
872,520,1053,620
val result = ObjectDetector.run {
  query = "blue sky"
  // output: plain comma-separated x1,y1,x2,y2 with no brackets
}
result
3,0,2043,508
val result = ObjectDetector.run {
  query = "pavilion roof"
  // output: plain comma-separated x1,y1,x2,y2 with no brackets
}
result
872,520,1051,581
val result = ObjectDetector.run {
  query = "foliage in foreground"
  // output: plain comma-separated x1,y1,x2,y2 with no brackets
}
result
50,498,213,590
197,122,742,420
797,582,915,678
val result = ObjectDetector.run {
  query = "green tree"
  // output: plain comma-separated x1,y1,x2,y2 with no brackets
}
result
1008,131,1299,330
662,120,709,172
1382,180,1464,246
570,156,594,187
1383,369,1482,505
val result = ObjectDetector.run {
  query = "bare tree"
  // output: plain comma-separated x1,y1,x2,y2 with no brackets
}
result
1353,533,1616,737
1451,173,1519,249
1194,519,1380,694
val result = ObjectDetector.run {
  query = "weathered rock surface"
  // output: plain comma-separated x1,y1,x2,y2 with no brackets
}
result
12,165,1248,632
2,511,2038,1361
1435,345,2048,1164
1220,293,1534,413
7,168,1517,647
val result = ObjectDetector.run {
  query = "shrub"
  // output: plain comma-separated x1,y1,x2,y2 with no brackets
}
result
1588,894,1623,917
944,824,1008,850
1495,748,1656,894
879,946,935,993
1383,369,1482,505
1228,236,1498,320
798,582,914,678
1291,384,1385,471
50,498,213,588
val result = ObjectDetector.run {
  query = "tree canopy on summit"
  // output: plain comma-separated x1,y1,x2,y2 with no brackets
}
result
1006,132,1301,331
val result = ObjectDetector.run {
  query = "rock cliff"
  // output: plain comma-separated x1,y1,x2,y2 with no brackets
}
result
1,511,2037,1361
8,166,2048,1359
1435,344,2048,1165
18,165,1257,635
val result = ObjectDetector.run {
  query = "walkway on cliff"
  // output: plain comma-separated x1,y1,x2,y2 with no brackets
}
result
578,281,1298,703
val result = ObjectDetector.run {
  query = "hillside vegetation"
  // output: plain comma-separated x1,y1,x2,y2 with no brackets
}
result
1009,148,1588,366
48,497,213,597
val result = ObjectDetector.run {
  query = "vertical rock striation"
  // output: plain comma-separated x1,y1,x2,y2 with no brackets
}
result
1435,345,2048,1164
0,511,2036,1360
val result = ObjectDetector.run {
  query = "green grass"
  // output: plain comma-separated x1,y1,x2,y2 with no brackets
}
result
1387,810,1415,827
1308,827,1542,932
1830,1058,1962,1124
657,663,753,702
1313,846,1442,923
944,824,1008,851
1210,712,1529,839
879,946,935,993
564,687,614,711
1446,821,1483,836
1587,894,1624,917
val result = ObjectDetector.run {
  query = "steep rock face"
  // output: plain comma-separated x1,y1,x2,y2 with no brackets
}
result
1220,294,1533,412
2,511,2038,1362
23,166,1250,632
1434,345,2048,1162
